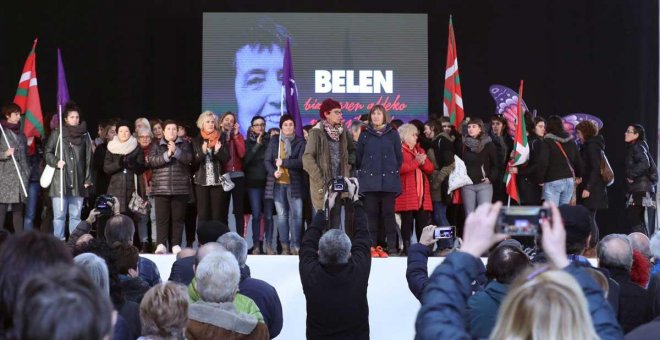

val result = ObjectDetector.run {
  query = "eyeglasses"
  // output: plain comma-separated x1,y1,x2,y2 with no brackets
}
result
138,136,151,140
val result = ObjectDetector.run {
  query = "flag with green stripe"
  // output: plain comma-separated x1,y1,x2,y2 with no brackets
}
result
13,39,45,139
443,15,464,130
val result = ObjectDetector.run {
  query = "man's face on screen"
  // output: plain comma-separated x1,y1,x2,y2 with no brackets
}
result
235,44,284,135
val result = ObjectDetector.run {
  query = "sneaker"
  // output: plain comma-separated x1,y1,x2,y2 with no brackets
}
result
290,247,300,256
155,244,167,255
370,247,381,258
264,243,276,255
172,245,182,256
251,247,261,255
375,246,388,258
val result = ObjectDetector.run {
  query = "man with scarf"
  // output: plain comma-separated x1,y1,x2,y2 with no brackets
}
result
303,98,355,230
0,103,30,233
44,101,93,240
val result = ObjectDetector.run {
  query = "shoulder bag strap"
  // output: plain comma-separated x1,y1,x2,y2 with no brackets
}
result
554,141,575,178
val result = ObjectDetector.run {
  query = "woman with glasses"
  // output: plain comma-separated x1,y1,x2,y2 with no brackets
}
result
624,124,657,236
244,116,271,254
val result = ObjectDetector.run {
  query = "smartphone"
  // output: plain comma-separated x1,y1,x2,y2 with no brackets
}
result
433,226,456,239
496,206,550,236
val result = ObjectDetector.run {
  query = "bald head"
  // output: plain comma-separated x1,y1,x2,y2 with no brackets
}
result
597,234,633,271
177,247,196,260
195,242,225,269
628,232,651,258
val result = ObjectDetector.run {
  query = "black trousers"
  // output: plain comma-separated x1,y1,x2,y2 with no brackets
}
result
0,203,24,233
219,177,246,237
400,209,430,245
195,184,223,222
363,192,398,249
154,195,188,249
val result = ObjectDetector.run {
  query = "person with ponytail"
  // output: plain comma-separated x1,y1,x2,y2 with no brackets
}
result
624,124,658,236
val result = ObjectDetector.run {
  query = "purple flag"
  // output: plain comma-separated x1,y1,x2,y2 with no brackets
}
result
57,48,70,109
282,38,303,137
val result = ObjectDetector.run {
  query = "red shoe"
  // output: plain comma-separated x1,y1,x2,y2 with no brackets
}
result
375,246,389,258
370,247,380,258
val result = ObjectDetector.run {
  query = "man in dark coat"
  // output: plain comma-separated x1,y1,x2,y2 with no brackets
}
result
299,178,370,339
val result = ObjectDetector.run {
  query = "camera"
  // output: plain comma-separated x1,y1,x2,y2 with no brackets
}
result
95,195,116,216
433,226,456,239
331,176,348,192
496,206,550,236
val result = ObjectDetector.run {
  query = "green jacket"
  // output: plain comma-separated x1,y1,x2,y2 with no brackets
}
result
188,278,264,323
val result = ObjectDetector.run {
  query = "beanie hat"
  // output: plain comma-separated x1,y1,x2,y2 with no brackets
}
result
319,98,341,120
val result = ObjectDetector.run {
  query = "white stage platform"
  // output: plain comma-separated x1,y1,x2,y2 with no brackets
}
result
142,254,445,340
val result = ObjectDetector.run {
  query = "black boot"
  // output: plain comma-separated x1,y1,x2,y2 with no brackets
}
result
401,241,410,256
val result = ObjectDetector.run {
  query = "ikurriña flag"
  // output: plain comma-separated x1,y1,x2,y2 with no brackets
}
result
504,80,530,203
282,37,303,137
13,39,45,139
443,15,464,130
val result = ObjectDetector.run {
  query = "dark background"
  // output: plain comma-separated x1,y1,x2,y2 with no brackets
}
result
0,0,657,235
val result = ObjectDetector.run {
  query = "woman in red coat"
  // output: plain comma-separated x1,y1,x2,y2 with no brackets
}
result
395,123,434,255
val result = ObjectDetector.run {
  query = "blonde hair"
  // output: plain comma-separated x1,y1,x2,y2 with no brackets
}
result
490,268,598,340
140,282,188,338
135,117,151,131
196,110,218,130
398,123,418,143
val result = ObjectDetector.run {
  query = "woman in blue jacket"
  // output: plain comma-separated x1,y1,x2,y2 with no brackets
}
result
356,105,403,257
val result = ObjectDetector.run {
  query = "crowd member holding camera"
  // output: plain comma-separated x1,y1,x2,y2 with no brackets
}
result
303,98,355,230
44,101,93,240
218,111,248,237
265,114,306,255
415,201,622,339
299,177,371,339
0,103,29,233
459,118,498,214
395,123,433,255
356,105,402,258
624,124,657,236
148,119,193,254
191,111,229,223
245,115,271,254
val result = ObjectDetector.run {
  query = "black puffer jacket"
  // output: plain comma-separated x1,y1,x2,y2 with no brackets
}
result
148,138,192,196
191,135,229,186
539,132,583,182
577,135,608,209
104,144,146,212
244,133,270,188
625,140,657,193
44,128,93,197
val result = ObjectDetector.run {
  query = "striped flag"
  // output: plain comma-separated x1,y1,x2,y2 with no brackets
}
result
504,80,529,203
13,39,45,139
443,15,464,130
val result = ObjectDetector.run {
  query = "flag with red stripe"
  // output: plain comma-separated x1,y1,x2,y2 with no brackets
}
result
504,80,529,203
443,15,465,130
13,39,45,139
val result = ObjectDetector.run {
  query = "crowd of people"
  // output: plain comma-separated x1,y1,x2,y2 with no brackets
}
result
0,97,659,339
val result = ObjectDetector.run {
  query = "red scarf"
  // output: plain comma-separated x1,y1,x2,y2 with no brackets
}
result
201,129,220,149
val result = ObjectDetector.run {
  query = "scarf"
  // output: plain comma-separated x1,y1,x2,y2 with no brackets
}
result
369,123,387,135
322,120,342,142
107,135,138,155
438,131,456,142
463,134,491,153
200,129,220,149
62,121,88,146
280,134,295,159
0,120,20,135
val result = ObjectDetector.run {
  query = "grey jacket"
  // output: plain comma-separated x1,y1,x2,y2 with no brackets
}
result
0,127,29,203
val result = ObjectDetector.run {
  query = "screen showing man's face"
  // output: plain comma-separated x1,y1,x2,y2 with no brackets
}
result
234,44,284,134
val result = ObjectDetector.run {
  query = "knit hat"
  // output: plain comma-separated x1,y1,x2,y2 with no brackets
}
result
559,204,592,244
319,98,341,120
196,220,230,245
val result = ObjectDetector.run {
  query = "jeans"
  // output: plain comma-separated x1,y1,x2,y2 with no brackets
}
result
543,178,575,206
461,182,493,214
248,188,265,246
274,184,303,248
263,199,275,248
136,212,149,242
148,196,157,242
52,196,84,240
23,182,41,231
432,200,450,226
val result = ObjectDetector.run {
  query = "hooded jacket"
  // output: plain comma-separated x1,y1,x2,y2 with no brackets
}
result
539,132,583,182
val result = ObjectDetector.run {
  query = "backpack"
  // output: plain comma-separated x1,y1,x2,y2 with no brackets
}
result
599,150,615,186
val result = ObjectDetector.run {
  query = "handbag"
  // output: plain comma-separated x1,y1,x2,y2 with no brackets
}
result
554,141,577,205
40,136,60,188
599,150,615,186
128,174,150,215
448,155,473,194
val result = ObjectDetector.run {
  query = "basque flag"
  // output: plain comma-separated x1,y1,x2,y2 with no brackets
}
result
13,39,45,139
443,15,465,130
504,80,530,203
282,37,303,137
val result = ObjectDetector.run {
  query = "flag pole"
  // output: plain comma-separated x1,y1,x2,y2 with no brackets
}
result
0,122,28,198
277,85,284,173
59,104,64,211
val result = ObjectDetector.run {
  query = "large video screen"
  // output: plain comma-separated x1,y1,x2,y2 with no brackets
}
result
203,13,428,134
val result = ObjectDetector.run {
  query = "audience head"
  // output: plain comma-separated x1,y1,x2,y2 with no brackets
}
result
135,117,151,132
559,205,592,255
195,251,240,303
486,245,531,284
74,253,110,295
140,282,189,339
0,231,73,332
195,242,226,269
217,232,248,268
12,264,114,340
650,232,660,260
319,229,352,265
627,232,651,259
177,247,196,260
597,234,633,272
490,268,597,339
113,244,140,275
197,220,230,245
104,214,135,246
545,115,566,135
